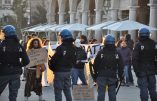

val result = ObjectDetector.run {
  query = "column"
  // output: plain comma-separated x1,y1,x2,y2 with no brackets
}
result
58,12,65,24
95,10,102,24
82,11,88,25
111,9,118,21
95,9,102,42
129,6,138,41
69,12,76,24
148,0,157,41
46,0,56,23
47,13,55,23
77,12,82,24
110,9,118,39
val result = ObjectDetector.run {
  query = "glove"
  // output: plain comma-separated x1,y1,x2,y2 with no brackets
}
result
135,72,140,77
155,70,157,75
118,76,123,82
115,79,119,88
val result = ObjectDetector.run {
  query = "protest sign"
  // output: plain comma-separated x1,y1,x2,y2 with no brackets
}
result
72,85,95,100
26,48,48,68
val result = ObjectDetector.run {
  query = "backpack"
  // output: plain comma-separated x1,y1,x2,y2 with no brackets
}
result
0,38,29,67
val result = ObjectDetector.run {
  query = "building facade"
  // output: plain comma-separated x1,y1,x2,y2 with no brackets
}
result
0,0,15,24
46,0,157,41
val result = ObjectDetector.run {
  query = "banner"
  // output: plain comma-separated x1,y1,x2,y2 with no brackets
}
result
48,44,103,58
72,85,95,100
26,48,48,68
81,44,103,58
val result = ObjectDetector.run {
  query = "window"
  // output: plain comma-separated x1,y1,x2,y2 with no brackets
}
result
5,0,11,4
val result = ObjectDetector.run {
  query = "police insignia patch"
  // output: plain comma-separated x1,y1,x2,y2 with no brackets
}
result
141,45,144,50
155,45,157,49
101,54,103,59
116,54,119,59
63,50,66,56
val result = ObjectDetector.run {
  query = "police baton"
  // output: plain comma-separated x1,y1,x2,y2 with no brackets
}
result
116,74,124,95
116,79,122,95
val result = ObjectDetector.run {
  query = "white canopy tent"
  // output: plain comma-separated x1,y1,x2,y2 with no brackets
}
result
103,20,157,31
55,23,89,32
87,21,116,30
25,25,44,32
34,24,56,32
46,25,66,32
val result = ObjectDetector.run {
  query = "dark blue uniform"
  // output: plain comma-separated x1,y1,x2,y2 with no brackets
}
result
0,25,30,101
133,38,157,101
93,34,123,101
49,29,76,101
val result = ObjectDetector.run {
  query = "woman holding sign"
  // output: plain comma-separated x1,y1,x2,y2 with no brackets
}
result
24,38,45,101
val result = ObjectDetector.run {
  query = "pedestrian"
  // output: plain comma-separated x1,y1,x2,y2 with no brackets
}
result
49,29,76,101
116,36,125,48
117,41,131,86
42,39,50,87
125,34,134,85
0,25,30,101
71,39,87,85
22,35,32,81
132,28,157,101
80,35,88,44
93,34,123,101
24,37,45,101
0,27,5,42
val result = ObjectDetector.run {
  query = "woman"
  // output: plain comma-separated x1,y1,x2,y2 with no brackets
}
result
117,41,131,86
24,38,45,101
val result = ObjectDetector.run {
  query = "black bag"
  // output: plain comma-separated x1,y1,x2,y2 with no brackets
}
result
0,38,30,67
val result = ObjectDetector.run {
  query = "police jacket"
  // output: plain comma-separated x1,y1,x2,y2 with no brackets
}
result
49,41,76,72
73,47,87,69
0,36,30,76
93,45,123,78
132,38,157,77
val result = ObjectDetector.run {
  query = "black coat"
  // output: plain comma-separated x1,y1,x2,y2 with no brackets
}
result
132,38,157,77
49,42,76,72
0,36,30,76
93,45,123,78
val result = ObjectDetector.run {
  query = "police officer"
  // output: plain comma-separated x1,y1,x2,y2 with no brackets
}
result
0,25,30,101
49,29,76,101
93,34,123,101
132,28,157,101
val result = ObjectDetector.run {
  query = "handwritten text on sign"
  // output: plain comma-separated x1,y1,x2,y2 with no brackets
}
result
26,48,48,67
72,85,95,100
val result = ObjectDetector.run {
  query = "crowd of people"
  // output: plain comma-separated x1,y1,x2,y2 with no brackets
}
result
0,25,157,101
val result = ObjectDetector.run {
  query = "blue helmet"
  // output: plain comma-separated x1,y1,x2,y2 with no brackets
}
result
60,29,73,40
139,28,150,37
2,25,16,36
104,34,115,45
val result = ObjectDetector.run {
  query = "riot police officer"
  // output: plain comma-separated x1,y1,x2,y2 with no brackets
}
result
0,25,30,101
132,28,157,101
49,29,76,101
93,34,123,101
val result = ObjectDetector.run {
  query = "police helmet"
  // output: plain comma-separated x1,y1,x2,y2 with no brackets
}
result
60,29,73,40
139,28,150,38
104,34,115,45
2,25,16,36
